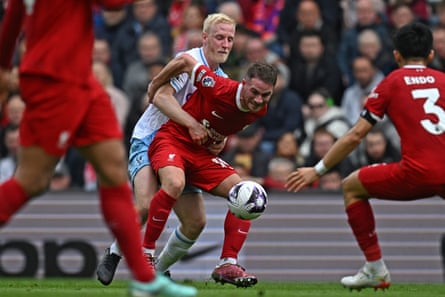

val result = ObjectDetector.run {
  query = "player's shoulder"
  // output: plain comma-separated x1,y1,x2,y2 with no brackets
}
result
184,47,204,63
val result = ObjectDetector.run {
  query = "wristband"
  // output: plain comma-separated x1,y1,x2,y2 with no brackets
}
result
314,160,328,176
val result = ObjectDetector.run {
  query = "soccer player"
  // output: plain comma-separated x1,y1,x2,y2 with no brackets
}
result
141,52,277,286
286,22,445,291
0,1,196,297
97,13,260,288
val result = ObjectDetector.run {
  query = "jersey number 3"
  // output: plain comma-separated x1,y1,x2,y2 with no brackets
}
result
412,88,445,135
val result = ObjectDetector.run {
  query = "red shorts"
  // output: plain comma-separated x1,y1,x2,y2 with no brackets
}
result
149,132,236,192
359,162,445,200
19,75,122,157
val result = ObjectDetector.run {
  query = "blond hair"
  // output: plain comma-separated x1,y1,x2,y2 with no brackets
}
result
202,13,236,33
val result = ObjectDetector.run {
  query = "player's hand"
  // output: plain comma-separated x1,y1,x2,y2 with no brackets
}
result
285,167,319,192
207,137,227,155
188,122,208,145
146,82,155,104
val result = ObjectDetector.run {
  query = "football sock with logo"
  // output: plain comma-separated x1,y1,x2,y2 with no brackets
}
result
156,227,195,272
220,210,251,260
143,189,176,250
0,178,29,226
99,183,155,282
346,200,382,261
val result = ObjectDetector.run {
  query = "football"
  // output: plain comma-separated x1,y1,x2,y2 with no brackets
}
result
227,181,268,220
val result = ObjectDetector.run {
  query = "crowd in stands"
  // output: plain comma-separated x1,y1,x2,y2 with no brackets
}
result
1,0,443,192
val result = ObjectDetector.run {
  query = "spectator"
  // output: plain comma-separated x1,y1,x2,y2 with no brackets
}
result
300,88,350,159
111,0,171,87
94,5,132,46
122,32,164,105
431,25,445,71
172,3,206,55
347,126,401,171
385,0,431,25
217,1,245,25
93,38,112,66
92,61,130,128
318,167,342,191
238,0,285,56
257,68,304,155
274,131,305,168
0,95,25,157
357,28,395,76
0,124,19,183
341,55,384,125
286,0,339,59
386,2,416,34
304,126,353,179
288,30,345,105
222,123,271,182
262,157,296,191
337,0,393,86
238,35,290,84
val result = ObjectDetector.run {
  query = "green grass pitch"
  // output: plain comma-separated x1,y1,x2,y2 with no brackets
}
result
0,279,444,297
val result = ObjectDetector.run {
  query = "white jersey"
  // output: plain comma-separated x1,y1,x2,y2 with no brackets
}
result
131,47,228,139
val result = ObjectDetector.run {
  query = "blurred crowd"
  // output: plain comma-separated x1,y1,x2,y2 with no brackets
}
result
1,0,444,192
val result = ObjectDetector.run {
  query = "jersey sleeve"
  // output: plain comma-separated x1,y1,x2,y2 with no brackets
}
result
363,77,391,121
0,0,25,69
191,64,230,100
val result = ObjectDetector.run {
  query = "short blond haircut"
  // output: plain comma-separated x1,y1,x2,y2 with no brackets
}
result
202,13,236,33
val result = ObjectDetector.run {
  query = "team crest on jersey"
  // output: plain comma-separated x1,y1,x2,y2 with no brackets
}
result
201,76,215,87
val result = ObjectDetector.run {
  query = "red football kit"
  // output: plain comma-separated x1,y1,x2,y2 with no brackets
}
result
149,64,267,191
0,0,132,156
359,65,445,199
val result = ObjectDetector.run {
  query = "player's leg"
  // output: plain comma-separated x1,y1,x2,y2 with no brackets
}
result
97,136,156,285
209,173,257,287
142,165,186,254
0,146,58,225
81,83,196,297
156,191,206,273
340,169,390,291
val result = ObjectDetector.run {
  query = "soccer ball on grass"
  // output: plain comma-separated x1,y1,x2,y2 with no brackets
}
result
227,181,267,220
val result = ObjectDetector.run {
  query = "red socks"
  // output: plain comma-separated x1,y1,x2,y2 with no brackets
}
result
99,183,155,282
0,179,29,226
220,210,251,259
143,188,176,250
346,200,382,261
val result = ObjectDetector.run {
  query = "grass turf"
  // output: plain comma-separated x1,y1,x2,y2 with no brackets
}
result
0,279,444,297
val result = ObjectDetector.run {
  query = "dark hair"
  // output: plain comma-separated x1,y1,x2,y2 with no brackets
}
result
246,62,278,86
393,22,432,59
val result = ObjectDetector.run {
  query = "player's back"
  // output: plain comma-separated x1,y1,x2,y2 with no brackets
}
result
367,65,445,182
19,0,102,85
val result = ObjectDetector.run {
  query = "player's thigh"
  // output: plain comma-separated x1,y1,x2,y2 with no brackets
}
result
210,173,242,198
15,146,60,195
133,165,158,212
78,139,128,186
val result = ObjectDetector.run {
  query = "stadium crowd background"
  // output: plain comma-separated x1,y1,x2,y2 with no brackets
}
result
0,0,443,192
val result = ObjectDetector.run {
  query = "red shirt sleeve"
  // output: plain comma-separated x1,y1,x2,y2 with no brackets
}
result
0,0,25,69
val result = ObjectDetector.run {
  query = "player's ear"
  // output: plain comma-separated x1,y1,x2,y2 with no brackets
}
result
427,49,435,64
393,50,403,67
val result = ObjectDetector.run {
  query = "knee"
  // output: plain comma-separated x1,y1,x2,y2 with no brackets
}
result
163,178,186,198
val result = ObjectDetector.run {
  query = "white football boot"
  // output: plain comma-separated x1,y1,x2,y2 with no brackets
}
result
341,263,391,291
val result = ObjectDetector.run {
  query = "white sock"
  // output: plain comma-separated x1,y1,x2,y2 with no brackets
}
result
110,240,122,257
156,227,195,272
218,257,237,266
366,259,386,272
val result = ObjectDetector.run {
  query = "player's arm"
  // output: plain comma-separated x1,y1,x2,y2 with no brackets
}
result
0,0,25,104
153,83,208,145
286,117,373,192
147,53,198,103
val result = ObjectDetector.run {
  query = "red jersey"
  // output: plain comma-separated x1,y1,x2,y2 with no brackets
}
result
0,0,132,85
365,65,445,183
158,64,267,145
